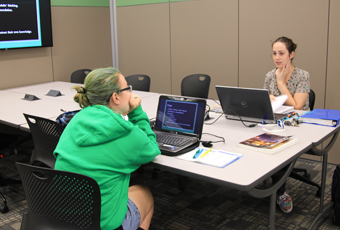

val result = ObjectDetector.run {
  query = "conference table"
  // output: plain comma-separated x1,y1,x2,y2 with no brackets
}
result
1,81,339,230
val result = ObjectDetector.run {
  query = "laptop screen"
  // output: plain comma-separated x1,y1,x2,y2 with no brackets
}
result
215,86,275,123
155,95,206,138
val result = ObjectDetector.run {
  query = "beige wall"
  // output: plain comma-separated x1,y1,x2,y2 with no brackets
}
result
170,0,238,98
52,7,112,82
0,45,53,89
117,4,171,94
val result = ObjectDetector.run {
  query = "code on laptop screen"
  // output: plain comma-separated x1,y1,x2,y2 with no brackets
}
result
155,97,205,136
162,100,197,133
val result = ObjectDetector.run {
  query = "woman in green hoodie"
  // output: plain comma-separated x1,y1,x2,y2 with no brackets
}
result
53,67,161,230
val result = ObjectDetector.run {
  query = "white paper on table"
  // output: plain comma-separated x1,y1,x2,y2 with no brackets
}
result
271,95,293,113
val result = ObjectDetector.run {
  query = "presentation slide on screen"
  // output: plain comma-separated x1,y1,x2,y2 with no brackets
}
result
0,0,41,49
162,101,198,133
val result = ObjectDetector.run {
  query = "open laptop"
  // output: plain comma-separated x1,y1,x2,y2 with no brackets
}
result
215,85,280,124
153,95,206,155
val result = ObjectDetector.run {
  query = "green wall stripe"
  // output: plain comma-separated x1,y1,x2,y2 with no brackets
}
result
51,0,191,7
117,0,168,7
169,0,191,2
51,0,109,7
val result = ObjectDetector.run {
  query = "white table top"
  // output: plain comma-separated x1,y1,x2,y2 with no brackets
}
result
140,94,159,119
0,90,80,128
5,81,83,102
153,140,311,190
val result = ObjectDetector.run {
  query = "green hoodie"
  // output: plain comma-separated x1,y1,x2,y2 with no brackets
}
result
53,104,160,230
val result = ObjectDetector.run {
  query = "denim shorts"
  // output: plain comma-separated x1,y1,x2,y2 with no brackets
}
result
121,198,141,230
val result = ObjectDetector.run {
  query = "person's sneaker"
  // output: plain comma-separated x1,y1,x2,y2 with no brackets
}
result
277,192,293,213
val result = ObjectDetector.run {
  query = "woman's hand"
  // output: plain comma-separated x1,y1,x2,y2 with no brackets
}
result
269,94,276,102
124,94,141,115
276,60,292,85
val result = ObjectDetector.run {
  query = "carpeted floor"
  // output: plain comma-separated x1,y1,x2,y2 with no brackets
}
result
1,151,340,230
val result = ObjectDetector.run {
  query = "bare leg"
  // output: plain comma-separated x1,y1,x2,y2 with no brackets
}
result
128,185,154,230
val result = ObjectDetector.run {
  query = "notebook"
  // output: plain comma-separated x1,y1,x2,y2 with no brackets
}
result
154,95,206,155
215,86,282,124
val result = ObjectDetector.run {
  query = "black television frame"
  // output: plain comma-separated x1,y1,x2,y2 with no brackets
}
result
0,0,53,50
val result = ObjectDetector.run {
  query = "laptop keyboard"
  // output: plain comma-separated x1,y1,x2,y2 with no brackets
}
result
156,133,195,147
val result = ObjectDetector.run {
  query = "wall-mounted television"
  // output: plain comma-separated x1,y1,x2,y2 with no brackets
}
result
0,0,53,50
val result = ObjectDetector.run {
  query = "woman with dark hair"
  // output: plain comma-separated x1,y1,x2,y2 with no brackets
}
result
264,37,310,213
264,36,310,110
54,67,161,230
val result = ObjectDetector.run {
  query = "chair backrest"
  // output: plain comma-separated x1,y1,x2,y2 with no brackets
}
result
309,89,316,111
181,74,211,99
125,74,151,92
16,162,101,230
70,69,92,84
23,114,65,168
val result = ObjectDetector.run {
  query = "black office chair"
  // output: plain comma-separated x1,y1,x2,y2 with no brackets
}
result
125,74,151,92
23,114,65,168
181,74,211,99
70,69,92,84
309,89,316,111
16,162,104,230
290,89,321,196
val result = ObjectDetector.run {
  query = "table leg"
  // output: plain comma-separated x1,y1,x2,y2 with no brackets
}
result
308,154,328,230
269,192,276,230
307,131,339,229
248,160,297,230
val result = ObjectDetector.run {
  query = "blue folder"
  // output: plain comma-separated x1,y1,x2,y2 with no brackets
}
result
301,109,340,127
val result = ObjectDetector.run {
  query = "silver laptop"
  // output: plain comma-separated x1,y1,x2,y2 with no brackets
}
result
154,95,206,155
215,85,279,124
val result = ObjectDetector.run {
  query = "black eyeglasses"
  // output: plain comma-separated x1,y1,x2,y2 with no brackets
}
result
107,85,133,102
119,85,132,93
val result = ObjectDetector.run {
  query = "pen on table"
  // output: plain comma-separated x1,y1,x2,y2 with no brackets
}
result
200,148,212,158
193,149,203,159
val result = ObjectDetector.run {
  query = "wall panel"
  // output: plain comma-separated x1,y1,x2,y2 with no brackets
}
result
170,0,238,98
52,7,112,82
117,4,171,94
326,0,340,164
0,47,53,89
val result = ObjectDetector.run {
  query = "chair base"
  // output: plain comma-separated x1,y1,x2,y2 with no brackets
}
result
20,212,102,230
290,169,321,197
1,174,21,213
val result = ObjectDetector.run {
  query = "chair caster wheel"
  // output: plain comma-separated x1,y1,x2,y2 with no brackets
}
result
303,173,311,179
0,205,9,213
14,148,19,155
316,188,321,197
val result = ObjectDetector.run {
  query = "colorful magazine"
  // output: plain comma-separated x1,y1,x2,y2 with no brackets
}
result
238,133,298,154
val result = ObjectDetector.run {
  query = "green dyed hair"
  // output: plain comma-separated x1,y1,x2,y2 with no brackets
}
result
73,67,121,108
